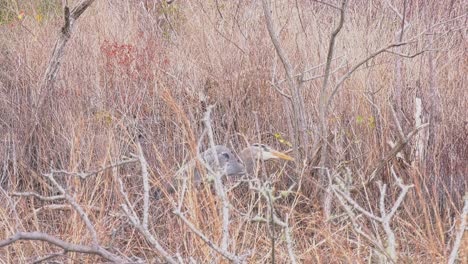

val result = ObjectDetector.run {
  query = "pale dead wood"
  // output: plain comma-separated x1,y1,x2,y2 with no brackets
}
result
202,105,231,251
173,209,245,263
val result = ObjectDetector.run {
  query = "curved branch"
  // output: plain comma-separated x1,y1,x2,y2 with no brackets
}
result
0,232,123,262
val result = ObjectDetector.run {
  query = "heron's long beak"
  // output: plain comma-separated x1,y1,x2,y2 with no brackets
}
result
271,150,294,161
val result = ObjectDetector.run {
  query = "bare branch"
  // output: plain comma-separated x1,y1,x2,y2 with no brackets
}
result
135,142,150,230
390,102,406,142
117,144,178,264
276,56,344,85
448,194,468,264
327,41,416,108
311,0,341,10
202,105,231,251
44,172,99,245
262,0,309,160
333,187,383,222
115,172,139,222
69,0,97,21
269,81,292,99
384,49,425,58
366,123,429,185
32,250,66,264
173,210,243,263
0,232,123,262
261,0,294,81
334,167,413,263
28,204,101,221
317,0,348,218
320,0,348,101
333,189,388,255
386,167,414,220
284,214,297,264
27,0,96,147
250,181,297,264
302,61,347,82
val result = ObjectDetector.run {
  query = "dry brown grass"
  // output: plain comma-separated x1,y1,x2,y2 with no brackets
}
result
0,0,466,263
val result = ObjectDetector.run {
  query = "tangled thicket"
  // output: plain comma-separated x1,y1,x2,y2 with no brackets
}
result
0,0,466,263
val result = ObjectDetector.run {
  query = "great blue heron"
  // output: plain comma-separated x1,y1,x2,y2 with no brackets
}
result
196,143,294,179
156,143,294,198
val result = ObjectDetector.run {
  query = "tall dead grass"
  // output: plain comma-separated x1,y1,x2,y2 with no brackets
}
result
0,0,466,263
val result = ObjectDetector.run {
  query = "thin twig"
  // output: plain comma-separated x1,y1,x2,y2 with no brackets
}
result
250,181,298,264
12,192,65,201
52,158,138,179
366,123,428,185
32,250,66,264
173,210,243,263
269,81,292,99
327,41,416,109
311,0,341,10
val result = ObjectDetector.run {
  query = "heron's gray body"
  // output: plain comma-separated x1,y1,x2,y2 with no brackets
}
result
194,145,246,182
159,143,293,198
195,143,293,179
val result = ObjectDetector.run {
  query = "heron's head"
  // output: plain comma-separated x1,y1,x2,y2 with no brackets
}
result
249,143,294,161
218,151,246,176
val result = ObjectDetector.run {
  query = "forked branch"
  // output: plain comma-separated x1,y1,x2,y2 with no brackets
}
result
333,166,414,262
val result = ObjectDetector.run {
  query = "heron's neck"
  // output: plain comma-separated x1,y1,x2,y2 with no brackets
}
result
239,148,258,175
